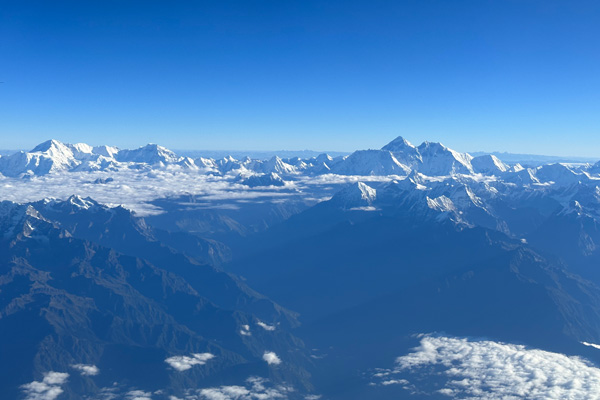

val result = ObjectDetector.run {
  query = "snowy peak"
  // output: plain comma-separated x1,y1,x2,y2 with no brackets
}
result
382,136,416,152
471,154,509,175
92,145,119,158
257,156,297,175
426,195,456,213
381,136,422,166
116,143,179,164
241,172,286,187
332,150,411,176
315,153,334,164
417,141,474,175
536,163,586,186
0,139,79,176
0,201,53,239
30,139,71,154
330,182,377,209
66,194,98,210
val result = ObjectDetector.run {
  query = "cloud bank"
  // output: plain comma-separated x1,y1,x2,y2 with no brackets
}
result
371,334,600,399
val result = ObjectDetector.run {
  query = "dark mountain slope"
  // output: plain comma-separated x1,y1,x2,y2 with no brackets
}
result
0,201,313,399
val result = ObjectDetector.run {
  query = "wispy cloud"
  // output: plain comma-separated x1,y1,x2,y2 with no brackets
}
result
165,353,215,372
371,334,600,399
582,341,600,350
256,321,276,331
21,372,69,400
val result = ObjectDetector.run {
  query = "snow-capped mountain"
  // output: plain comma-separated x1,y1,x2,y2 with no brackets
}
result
4,138,597,189
471,154,510,175
115,143,179,164
416,140,474,175
240,172,287,187
331,149,411,176
329,181,377,209
381,136,423,166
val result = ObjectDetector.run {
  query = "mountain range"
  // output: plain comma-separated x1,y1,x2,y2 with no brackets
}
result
3,137,600,399
2,137,598,184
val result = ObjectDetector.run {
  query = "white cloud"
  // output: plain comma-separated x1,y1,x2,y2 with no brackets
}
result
0,170,300,216
195,377,292,400
371,334,600,399
240,324,251,336
263,352,282,365
126,390,153,400
380,379,408,386
21,372,69,400
165,353,215,372
257,321,276,331
582,341,600,350
71,363,99,376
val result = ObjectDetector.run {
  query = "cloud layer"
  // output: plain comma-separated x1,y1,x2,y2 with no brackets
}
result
372,334,600,399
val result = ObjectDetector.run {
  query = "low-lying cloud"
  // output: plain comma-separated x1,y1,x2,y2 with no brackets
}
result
371,334,600,399
257,321,276,331
71,363,99,376
263,352,282,365
165,353,215,372
21,372,69,400
196,377,292,400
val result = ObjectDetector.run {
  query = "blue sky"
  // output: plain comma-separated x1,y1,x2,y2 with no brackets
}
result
1,0,599,156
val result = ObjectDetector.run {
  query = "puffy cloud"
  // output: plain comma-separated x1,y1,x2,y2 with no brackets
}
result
263,352,282,365
71,363,100,376
240,324,251,336
371,334,600,399
165,353,215,372
21,372,69,400
256,321,276,331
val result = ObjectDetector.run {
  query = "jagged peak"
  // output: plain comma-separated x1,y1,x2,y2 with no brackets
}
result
471,154,510,174
115,143,179,164
66,194,98,209
426,195,456,212
418,140,447,152
315,153,333,163
382,136,416,151
331,181,377,208
30,139,69,153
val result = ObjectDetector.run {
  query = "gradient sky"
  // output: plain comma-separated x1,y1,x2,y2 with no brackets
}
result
1,0,599,155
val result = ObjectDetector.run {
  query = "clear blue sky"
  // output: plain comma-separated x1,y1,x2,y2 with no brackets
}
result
1,0,599,156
